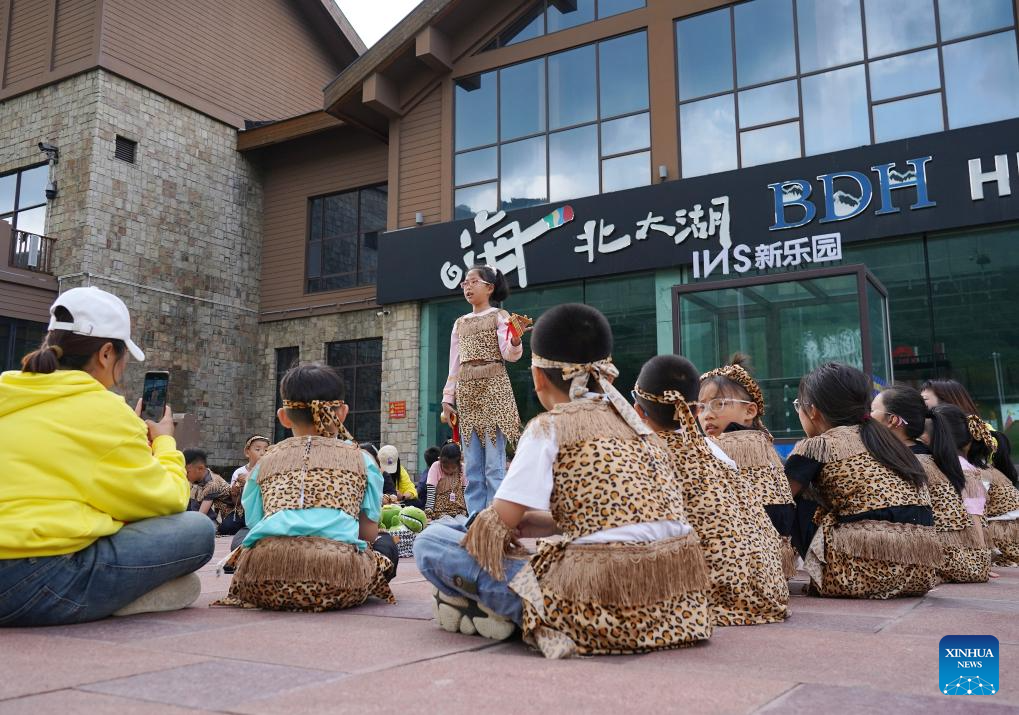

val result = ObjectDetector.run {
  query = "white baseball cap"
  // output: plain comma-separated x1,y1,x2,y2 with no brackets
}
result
378,444,399,472
48,287,145,361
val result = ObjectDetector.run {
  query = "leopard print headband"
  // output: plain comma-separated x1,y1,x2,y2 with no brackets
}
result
532,353,652,437
632,384,690,422
966,414,997,451
701,364,766,417
282,399,353,440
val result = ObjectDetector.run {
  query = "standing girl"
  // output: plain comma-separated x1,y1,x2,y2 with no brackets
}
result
872,389,991,583
441,265,524,515
699,356,798,578
786,363,940,599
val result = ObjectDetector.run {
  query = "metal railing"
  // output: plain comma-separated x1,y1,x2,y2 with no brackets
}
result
9,230,56,274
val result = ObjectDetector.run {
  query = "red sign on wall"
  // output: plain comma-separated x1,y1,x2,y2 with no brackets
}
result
388,401,407,420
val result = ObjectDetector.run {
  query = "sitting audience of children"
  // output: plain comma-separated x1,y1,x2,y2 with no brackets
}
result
23,290,1012,652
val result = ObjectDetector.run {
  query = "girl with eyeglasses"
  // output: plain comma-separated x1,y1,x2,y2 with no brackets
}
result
632,354,789,627
698,355,798,579
785,363,940,599
872,387,991,583
440,264,526,515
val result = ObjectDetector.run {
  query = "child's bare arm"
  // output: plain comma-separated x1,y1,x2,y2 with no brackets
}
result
198,499,213,515
358,511,379,543
492,498,527,529
515,510,560,537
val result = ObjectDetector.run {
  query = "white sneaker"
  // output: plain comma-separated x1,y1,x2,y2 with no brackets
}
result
431,587,516,641
113,572,202,617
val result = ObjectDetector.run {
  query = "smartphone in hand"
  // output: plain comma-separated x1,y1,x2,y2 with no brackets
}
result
141,371,170,422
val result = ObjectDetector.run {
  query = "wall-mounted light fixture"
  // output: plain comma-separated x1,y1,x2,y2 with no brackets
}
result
658,164,668,181
415,211,424,225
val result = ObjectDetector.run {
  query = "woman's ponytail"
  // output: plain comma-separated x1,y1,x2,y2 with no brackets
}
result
926,406,967,494
21,341,62,374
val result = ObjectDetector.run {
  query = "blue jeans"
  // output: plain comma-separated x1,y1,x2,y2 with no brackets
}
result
413,519,525,624
0,511,215,627
463,429,506,516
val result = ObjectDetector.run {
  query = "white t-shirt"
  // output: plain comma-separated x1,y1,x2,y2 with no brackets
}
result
231,465,250,486
495,401,692,544
706,437,738,470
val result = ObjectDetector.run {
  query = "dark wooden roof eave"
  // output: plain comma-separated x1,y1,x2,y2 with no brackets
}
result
236,110,346,151
322,0,458,115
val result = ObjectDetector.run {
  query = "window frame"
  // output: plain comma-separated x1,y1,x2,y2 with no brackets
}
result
482,0,646,51
326,338,383,445
273,346,300,443
453,29,652,217
304,184,387,295
0,163,49,234
674,0,1019,177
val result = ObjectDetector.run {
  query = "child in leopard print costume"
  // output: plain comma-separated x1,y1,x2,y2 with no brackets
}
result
697,355,799,579
416,304,713,658
785,363,941,599
633,354,789,626
214,363,398,612
873,389,991,583
424,442,468,520
441,265,525,515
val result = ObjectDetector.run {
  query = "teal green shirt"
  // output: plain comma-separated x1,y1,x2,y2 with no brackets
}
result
241,445,382,551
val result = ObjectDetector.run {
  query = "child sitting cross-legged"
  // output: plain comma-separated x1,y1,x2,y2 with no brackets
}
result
632,355,789,626
214,363,397,611
414,304,713,659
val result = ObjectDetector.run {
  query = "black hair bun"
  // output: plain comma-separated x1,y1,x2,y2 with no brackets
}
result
531,303,612,363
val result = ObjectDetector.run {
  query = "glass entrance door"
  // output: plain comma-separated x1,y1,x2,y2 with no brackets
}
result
673,265,891,444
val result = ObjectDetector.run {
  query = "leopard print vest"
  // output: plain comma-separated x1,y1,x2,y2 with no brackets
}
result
256,436,367,519
535,398,689,537
791,425,931,517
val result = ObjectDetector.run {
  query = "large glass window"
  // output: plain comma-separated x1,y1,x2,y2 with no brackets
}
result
0,164,48,236
306,185,386,293
327,338,383,445
482,0,645,50
454,31,650,217
675,0,1019,177
926,225,1019,436
422,274,656,446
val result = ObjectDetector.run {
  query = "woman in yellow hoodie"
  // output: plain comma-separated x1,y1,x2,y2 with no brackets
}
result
0,287,215,626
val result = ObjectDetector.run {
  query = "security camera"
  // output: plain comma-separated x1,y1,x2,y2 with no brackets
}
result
376,309,391,317
38,143,59,163
45,181,57,200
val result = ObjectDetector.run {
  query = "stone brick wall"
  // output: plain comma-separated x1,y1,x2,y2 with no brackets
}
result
2,70,263,464
258,302,422,471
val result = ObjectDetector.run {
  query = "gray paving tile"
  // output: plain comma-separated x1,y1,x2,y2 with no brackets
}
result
80,660,344,710
756,682,1014,714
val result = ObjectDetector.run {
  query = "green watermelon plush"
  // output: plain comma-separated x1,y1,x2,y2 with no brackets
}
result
380,503,402,528
398,505,427,533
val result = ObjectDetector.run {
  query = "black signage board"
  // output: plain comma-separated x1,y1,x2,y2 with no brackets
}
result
377,118,1019,304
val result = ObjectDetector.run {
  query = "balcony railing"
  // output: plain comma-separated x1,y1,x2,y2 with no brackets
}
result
10,230,56,275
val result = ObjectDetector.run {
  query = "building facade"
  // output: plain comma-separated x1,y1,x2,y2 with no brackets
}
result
4,0,1018,469
0,0,361,462
300,0,1019,465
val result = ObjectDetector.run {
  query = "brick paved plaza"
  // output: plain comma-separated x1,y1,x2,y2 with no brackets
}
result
1,538,1017,714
